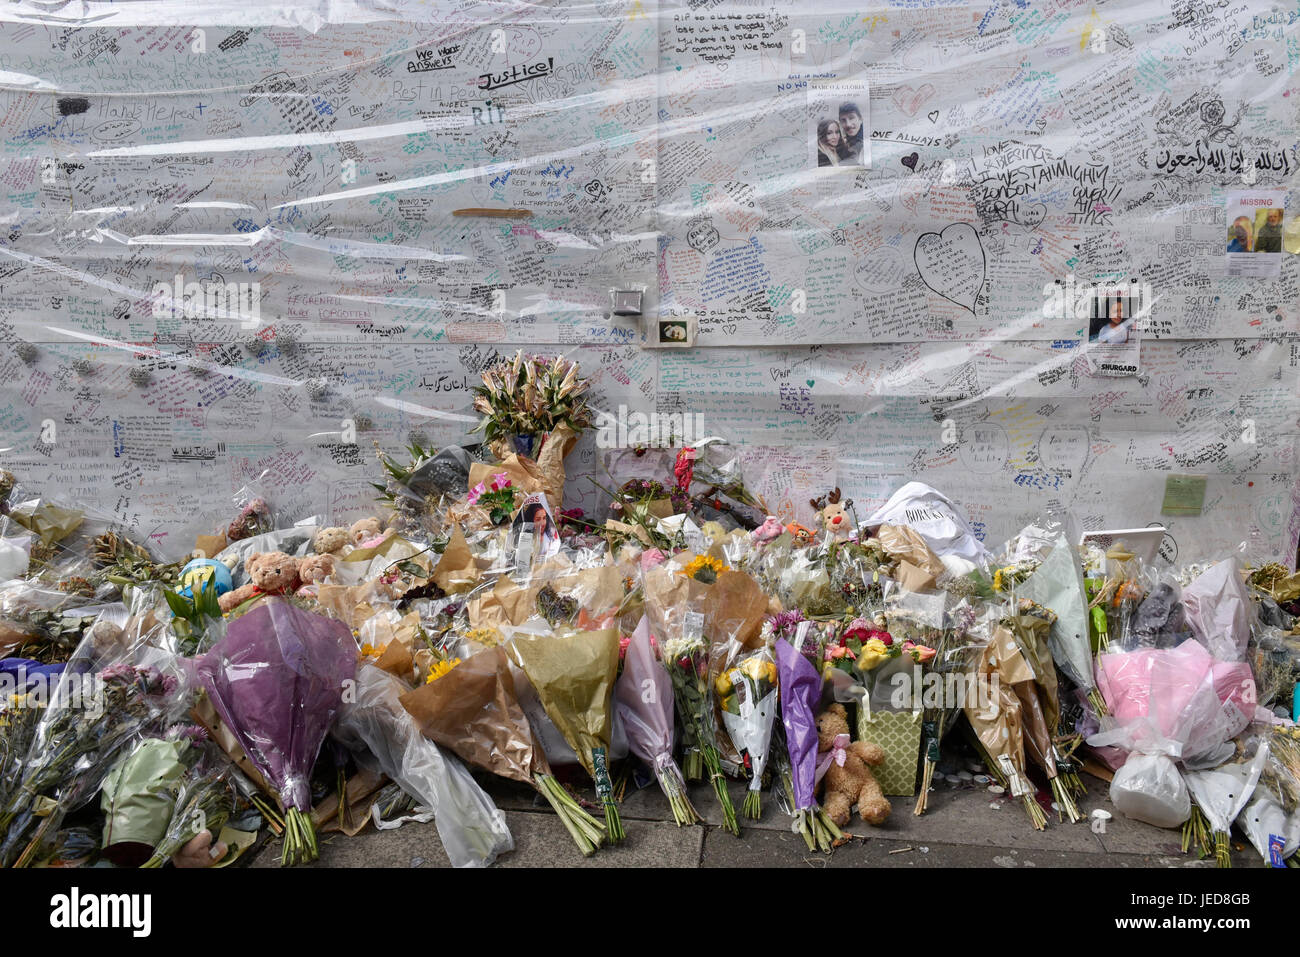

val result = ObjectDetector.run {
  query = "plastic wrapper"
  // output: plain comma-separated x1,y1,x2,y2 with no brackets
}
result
194,597,357,865
99,734,189,857
1095,640,1255,768
775,636,841,851
334,661,512,868
1237,785,1300,865
1014,530,1100,707
508,626,625,840
1182,558,1253,662
645,559,739,832
613,615,699,826
1183,740,1269,865
399,645,607,857
1110,751,1191,829
965,614,1048,828
0,532,31,582
715,642,779,819
225,483,276,543
0,602,186,867
864,482,991,574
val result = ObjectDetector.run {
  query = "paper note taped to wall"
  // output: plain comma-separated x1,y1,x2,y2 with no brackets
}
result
1162,475,1208,517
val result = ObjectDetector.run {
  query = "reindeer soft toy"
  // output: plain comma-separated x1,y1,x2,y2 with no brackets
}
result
810,488,855,542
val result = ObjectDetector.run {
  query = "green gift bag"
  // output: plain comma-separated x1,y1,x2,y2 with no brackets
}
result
856,697,923,797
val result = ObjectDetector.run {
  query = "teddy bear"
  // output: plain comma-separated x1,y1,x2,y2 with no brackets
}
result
348,517,385,549
296,553,336,598
218,551,302,613
815,703,891,828
312,526,350,556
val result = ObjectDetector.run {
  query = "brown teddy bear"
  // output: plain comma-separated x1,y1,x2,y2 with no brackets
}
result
816,703,891,828
296,553,336,598
218,551,302,613
312,526,350,555
348,517,385,548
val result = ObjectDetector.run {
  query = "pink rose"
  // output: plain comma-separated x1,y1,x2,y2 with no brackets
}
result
639,548,667,571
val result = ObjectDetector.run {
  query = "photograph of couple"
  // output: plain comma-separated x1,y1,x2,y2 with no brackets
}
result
815,101,866,168
1227,207,1285,253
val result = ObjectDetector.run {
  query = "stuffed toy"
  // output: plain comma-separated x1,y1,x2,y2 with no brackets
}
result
218,551,301,613
312,526,350,555
815,703,891,827
296,553,336,597
348,517,385,549
751,515,784,544
786,522,816,546
810,488,854,541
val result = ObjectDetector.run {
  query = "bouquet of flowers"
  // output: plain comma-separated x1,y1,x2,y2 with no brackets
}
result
0,660,178,866
715,643,779,819
965,624,1044,829
1014,533,1106,716
660,626,739,834
775,637,842,851
509,627,626,842
467,473,519,526
471,351,593,459
1000,599,1080,823
195,599,357,866
1184,741,1270,868
613,617,700,825
400,646,606,856
140,744,235,868
0,680,48,809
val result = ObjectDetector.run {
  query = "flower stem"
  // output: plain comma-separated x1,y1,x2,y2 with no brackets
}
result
657,768,701,826
1049,776,1081,824
701,745,739,835
603,801,625,844
1214,830,1231,869
743,787,761,821
914,760,936,816
535,774,605,856
1022,794,1047,830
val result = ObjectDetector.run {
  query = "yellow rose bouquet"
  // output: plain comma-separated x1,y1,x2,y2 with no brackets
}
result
715,645,779,819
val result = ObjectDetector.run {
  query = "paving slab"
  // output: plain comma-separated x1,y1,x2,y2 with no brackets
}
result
245,767,1263,867
249,808,704,869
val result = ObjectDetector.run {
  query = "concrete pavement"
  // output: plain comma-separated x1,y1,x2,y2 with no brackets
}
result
248,773,1265,868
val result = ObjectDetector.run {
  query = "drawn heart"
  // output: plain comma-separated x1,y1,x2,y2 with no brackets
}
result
913,222,987,314
927,110,940,123
1020,203,1046,230
901,152,919,172
806,379,815,388
892,83,936,117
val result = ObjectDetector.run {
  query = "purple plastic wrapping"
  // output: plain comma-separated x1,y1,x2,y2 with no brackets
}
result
196,598,356,811
613,615,675,773
775,636,820,811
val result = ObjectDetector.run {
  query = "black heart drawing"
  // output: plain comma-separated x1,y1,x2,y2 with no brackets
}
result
901,152,919,171
927,110,939,123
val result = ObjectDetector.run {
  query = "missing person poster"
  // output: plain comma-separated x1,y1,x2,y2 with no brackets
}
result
1226,190,1286,277
504,492,561,571
809,78,870,170
1084,278,1147,377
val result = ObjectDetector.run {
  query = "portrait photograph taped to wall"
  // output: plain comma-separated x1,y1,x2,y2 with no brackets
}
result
809,78,870,171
